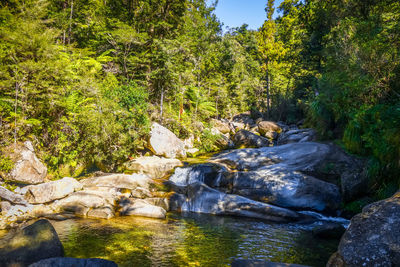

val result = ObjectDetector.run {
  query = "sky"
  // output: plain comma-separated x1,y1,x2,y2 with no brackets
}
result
210,0,284,31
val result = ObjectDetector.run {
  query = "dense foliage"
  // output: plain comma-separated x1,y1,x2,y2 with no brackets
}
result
0,0,264,176
261,0,400,197
1,0,399,198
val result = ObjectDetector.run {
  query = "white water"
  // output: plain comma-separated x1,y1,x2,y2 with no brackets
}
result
298,210,350,228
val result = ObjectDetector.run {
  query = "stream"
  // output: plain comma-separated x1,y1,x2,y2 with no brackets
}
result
48,211,346,267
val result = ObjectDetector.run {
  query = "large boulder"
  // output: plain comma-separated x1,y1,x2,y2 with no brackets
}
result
277,129,316,145
7,141,47,184
175,182,301,223
0,186,28,205
120,198,166,219
232,112,255,127
224,169,341,212
0,219,64,267
149,122,186,158
211,119,231,134
233,130,270,148
53,189,116,218
210,143,344,212
257,121,282,136
29,257,118,267
23,177,83,204
124,156,182,179
327,191,400,267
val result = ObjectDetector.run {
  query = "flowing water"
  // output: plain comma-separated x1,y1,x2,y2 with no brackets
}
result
47,212,341,267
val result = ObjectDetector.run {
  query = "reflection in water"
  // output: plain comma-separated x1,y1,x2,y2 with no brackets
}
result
49,213,338,267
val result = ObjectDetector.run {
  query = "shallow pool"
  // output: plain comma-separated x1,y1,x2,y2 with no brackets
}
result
49,212,339,267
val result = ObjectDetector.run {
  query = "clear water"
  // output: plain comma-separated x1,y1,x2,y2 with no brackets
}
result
47,212,339,267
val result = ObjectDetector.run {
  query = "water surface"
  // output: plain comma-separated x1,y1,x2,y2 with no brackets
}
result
50,212,339,267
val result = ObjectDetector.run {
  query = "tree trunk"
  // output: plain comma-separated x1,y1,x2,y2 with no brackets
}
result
160,87,164,121
266,70,271,119
68,0,74,45
14,79,18,148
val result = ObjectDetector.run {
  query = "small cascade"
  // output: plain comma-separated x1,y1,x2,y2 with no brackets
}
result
169,166,206,186
298,210,350,228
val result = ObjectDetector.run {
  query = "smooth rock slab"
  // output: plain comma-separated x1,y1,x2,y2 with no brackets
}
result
149,122,186,158
24,177,83,204
327,191,400,267
0,219,64,267
124,156,182,179
29,257,118,267
180,182,300,223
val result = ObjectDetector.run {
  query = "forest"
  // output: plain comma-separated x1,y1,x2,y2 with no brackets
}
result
0,0,399,201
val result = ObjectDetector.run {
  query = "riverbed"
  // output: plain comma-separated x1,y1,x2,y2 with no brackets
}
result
47,212,340,267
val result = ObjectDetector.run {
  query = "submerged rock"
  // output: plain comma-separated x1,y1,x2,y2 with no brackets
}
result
312,222,345,239
327,191,400,267
177,182,300,223
149,122,186,158
7,141,47,184
0,219,64,267
231,259,310,267
29,257,118,267
24,177,83,204
124,156,182,179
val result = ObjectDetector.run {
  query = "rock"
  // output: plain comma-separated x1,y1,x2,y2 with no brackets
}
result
215,134,235,150
149,122,186,158
120,198,166,219
130,187,152,198
23,177,83,204
144,197,169,211
53,190,116,217
87,207,115,219
0,186,28,205
210,143,343,212
233,130,270,148
183,134,195,149
231,122,246,132
232,112,255,127
225,169,341,212
80,173,153,190
179,182,300,223
8,141,47,184
186,148,200,157
312,222,346,239
257,121,282,136
327,191,400,267
124,156,182,179
1,201,12,215
29,257,118,267
277,129,316,145
0,219,64,267
211,119,231,134
231,259,310,267
169,163,228,188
